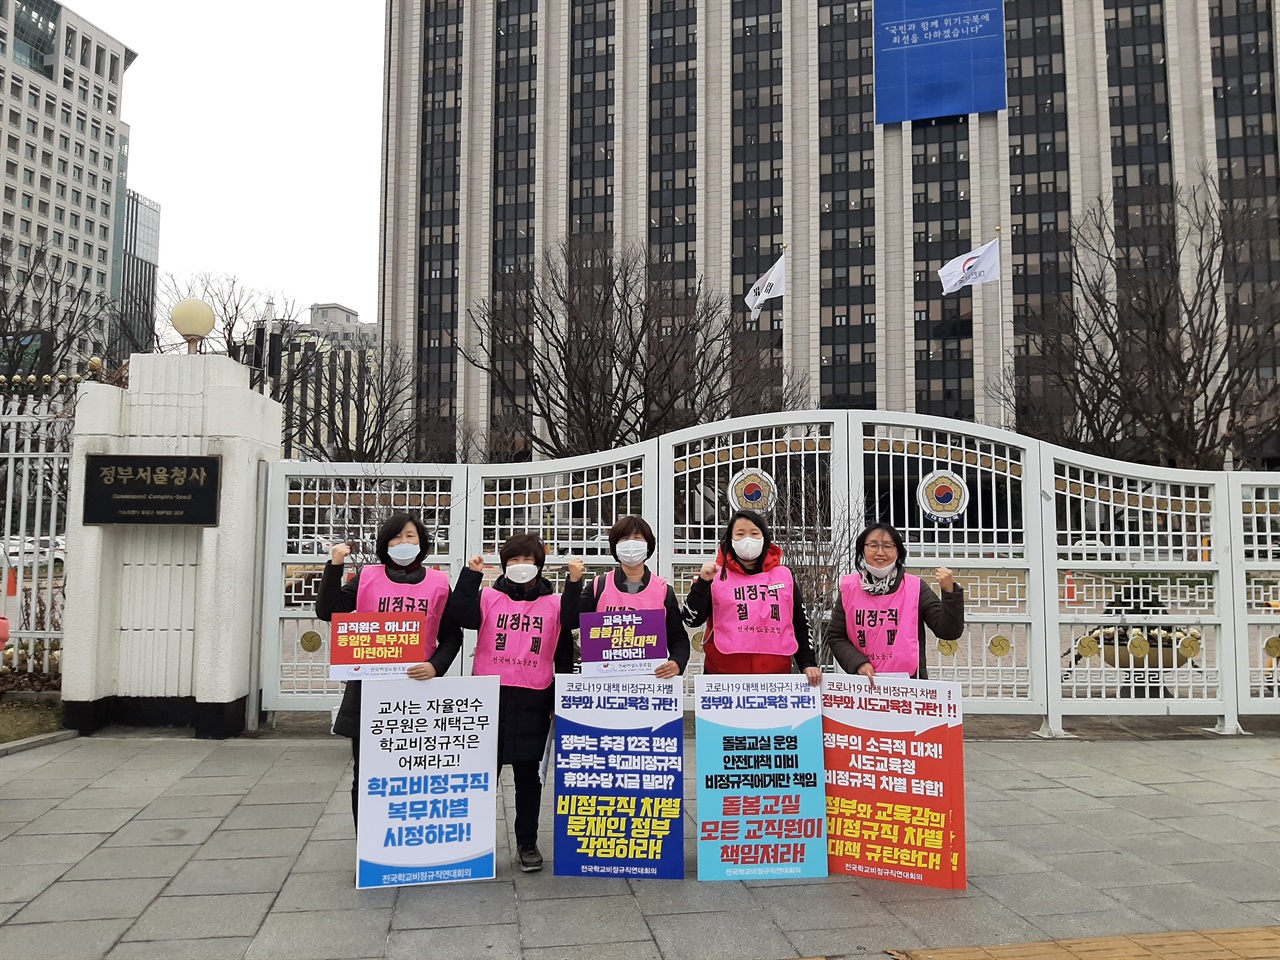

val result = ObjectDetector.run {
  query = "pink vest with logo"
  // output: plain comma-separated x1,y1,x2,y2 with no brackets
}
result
354,565,449,659
473,589,561,689
839,573,922,675
595,570,668,612
708,565,798,656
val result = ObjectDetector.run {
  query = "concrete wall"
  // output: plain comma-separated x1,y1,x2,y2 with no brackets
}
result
61,355,281,738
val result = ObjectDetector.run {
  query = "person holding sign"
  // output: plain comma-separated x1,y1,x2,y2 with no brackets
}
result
579,515,689,678
316,512,468,826
452,535,582,873
826,522,965,682
682,509,822,685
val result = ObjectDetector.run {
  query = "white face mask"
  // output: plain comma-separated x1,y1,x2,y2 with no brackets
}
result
733,537,764,562
505,563,538,584
863,560,897,579
615,541,650,566
386,542,420,566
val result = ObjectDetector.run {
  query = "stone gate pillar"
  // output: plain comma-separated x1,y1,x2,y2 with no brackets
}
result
61,354,281,738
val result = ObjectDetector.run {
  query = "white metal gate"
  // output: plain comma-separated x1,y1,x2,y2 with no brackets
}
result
258,410,1280,730
1,384,74,681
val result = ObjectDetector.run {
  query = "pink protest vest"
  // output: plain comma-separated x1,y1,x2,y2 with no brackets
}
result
839,573,922,675
595,570,668,612
354,565,449,659
708,565,798,656
473,589,561,689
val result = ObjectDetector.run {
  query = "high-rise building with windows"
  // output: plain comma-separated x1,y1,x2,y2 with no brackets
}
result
0,1,136,365
381,0,1280,458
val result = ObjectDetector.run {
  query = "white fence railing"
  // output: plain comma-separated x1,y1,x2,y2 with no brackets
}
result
1,385,74,682
258,411,1280,733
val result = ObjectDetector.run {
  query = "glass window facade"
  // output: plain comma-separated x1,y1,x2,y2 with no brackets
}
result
818,0,875,410
418,1,464,459
911,116,974,419
648,0,696,281
731,0,784,394
1210,0,1280,462
1005,2,1072,414
571,0,615,240
490,0,538,460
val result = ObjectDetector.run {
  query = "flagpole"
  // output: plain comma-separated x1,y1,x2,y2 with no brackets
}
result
995,225,1004,339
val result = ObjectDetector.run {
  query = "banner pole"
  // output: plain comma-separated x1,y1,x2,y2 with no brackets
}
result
994,225,1005,337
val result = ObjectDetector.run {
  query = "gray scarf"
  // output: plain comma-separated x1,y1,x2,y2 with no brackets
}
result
855,557,903,596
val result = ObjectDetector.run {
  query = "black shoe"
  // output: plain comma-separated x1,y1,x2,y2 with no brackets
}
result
518,844,543,872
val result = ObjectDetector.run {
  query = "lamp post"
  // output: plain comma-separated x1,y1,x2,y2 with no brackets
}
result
170,298,216,355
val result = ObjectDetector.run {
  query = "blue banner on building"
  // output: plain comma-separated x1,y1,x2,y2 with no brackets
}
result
874,0,1008,124
553,677,685,880
694,675,828,881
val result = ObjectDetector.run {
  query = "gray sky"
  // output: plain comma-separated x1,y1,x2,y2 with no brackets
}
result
71,1,384,323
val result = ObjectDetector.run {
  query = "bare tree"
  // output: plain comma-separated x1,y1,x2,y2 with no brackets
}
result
0,241,145,379
992,179,1280,468
772,499,860,667
281,341,453,463
154,272,304,362
462,238,808,460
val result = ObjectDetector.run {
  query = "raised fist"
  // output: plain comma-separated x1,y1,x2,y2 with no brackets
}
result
331,543,352,565
935,567,955,593
699,561,718,582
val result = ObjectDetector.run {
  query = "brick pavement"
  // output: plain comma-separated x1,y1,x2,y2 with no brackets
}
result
0,731,1276,960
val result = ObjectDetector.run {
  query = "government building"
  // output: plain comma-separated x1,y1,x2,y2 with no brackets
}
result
379,0,1280,459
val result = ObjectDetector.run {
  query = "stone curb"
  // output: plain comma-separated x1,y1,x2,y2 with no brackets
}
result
0,729,77,757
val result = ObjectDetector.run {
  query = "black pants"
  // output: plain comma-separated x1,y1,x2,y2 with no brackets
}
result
505,760,542,848
350,736,360,828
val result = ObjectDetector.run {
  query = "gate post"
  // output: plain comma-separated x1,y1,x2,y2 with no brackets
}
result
1035,444,1068,737
1213,473,1247,734
61,355,282,738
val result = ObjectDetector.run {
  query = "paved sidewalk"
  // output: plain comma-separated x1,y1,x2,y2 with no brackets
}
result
895,927,1280,960
0,731,1276,960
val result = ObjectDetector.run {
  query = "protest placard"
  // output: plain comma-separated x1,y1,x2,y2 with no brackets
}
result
822,675,966,889
694,674,827,881
356,675,499,888
579,609,668,677
329,612,427,680
553,676,685,879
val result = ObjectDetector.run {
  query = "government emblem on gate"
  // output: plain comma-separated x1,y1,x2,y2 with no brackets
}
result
917,469,970,525
728,468,777,513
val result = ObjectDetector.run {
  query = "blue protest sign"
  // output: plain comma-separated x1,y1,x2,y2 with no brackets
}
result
553,676,685,879
694,674,827,881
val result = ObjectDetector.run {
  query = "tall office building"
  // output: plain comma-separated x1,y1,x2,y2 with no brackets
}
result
380,0,1280,458
114,187,159,360
0,1,136,364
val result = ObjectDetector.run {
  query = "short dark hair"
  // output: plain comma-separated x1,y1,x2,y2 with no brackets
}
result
855,523,907,564
719,509,773,578
375,512,431,566
608,515,655,562
499,532,546,569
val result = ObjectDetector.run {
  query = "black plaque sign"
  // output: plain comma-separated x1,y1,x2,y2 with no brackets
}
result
83,455,222,526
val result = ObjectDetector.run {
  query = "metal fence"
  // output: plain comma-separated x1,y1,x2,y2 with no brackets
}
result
258,411,1280,733
1,382,75,683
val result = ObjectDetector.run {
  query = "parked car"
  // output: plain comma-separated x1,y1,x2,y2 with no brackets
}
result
3,535,65,568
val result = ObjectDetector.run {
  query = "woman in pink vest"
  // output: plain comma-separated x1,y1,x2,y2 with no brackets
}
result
580,515,690,678
316,512,468,826
826,522,965,682
452,533,583,873
682,510,822,685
